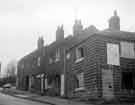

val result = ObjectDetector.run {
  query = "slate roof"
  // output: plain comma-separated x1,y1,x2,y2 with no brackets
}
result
18,25,100,64
97,30,135,40
67,30,135,50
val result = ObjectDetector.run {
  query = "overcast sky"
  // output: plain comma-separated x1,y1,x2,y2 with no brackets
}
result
1,0,135,75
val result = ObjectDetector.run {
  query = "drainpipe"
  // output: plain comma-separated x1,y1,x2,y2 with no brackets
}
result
22,64,24,90
63,48,67,98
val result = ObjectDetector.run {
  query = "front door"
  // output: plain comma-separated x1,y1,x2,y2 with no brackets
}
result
102,69,114,100
25,76,29,90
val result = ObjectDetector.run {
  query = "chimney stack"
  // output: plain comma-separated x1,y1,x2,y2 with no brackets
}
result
73,19,83,36
109,10,120,31
37,36,44,49
56,25,64,41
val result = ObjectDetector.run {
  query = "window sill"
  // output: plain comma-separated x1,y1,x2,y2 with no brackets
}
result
75,87,85,92
75,57,84,63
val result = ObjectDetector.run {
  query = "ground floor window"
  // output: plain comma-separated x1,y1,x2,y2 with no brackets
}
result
122,72,135,90
75,72,85,91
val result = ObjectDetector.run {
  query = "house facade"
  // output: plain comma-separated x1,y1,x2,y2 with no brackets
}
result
17,20,98,96
17,37,46,93
17,11,135,101
65,11,135,101
65,31,135,101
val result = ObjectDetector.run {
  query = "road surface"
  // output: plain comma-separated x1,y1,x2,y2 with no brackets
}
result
0,92,49,105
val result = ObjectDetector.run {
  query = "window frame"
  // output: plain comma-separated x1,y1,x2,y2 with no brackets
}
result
75,46,85,63
120,41,135,59
55,48,60,62
75,72,85,91
107,43,120,66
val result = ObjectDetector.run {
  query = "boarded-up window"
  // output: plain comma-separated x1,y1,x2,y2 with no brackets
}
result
107,43,120,65
76,72,84,88
120,42,135,58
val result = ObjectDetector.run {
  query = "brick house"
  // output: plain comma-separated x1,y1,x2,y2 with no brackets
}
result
65,11,135,101
17,21,98,96
17,37,46,93
17,11,135,101
65,31,135,101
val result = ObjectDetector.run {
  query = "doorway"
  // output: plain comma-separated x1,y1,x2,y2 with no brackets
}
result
102,69,114,100
122,72,135,90
25,76,29,90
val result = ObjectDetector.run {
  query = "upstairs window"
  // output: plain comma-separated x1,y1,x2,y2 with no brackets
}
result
120,42,135,58
76,47,84,59
55,48,60,62
107,43,120,66
75,47,84,63
66,52,71,60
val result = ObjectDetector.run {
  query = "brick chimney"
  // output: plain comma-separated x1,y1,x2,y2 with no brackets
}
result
109,10,120,31
73,19,83,36
56,25,64,41
37,36,44,49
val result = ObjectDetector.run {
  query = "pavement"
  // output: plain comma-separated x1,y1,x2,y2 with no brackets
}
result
0,87,91,105
0,87,134,105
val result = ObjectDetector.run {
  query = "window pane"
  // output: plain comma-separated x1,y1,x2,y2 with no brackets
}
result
77,72,84,88
120,42,135,58
76,47,84,59
107,43,120,65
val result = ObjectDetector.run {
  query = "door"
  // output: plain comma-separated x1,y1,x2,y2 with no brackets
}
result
25,76,29,90
102,69,114,100
29,76,32,90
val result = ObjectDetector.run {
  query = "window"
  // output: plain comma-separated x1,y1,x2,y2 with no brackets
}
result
55,48,60,62
75,72,85,91
75,47,84,62
107,43,120,65
122,72,135,90
66,52,71,60
120,42,135,58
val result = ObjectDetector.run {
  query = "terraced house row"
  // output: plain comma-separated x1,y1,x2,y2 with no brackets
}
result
17,11,135,101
